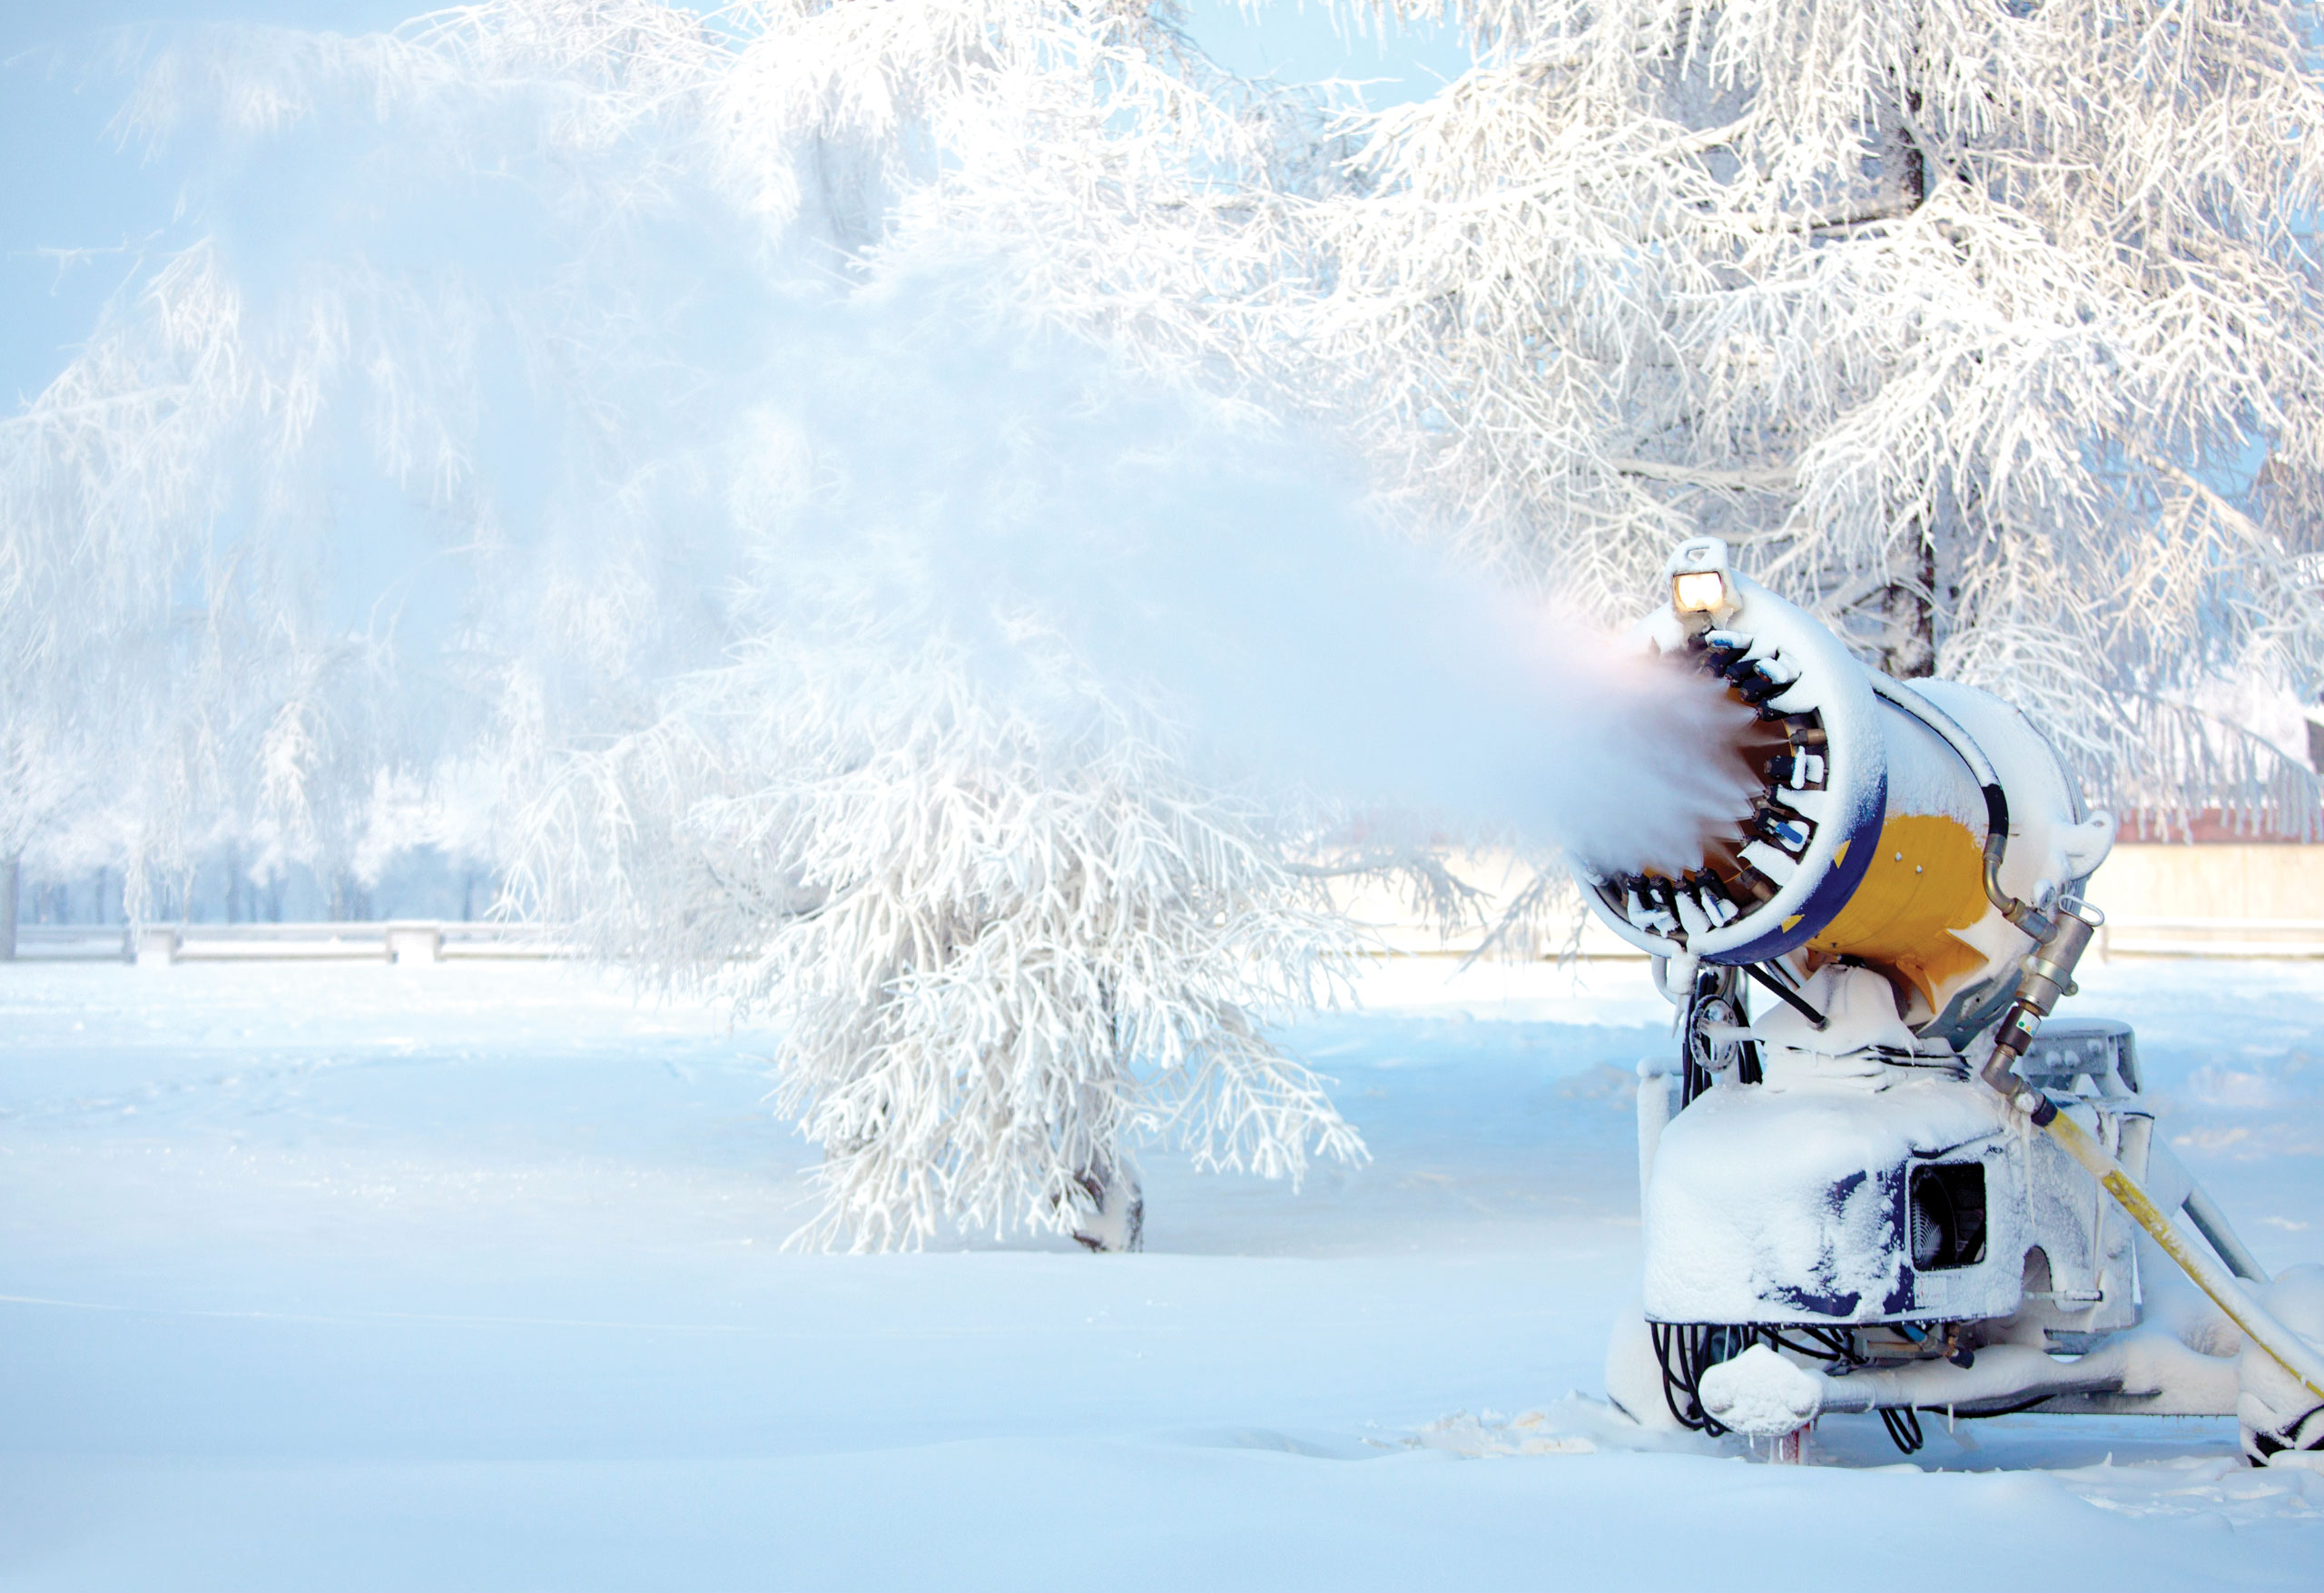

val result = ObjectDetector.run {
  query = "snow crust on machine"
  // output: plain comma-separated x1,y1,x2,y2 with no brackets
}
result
1697,1344,1821,1438
2240,1264,2324,1467
1913,678,2116,899
1642,1076,2008,1323
1748,964,1922,1073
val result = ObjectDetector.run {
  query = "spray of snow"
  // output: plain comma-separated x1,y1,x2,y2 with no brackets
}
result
2,5,1747,1247
0,6,1751,901
712,275,1755,870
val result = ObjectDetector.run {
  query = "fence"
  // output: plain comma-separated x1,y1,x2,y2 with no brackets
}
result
9,921,579,966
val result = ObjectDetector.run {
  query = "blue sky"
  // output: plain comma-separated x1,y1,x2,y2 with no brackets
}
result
0,3,1472,88
1180,1,1472,104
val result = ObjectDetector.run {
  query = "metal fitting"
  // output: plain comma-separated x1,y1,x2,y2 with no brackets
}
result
1978,900,2105,1126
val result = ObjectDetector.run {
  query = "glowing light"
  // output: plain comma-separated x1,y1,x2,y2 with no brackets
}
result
1672,570,1728,613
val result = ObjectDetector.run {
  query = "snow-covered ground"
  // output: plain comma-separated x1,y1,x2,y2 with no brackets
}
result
5,953,2322,1589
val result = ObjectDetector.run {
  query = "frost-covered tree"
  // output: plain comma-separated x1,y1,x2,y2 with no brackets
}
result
1295,0,2324,830
694,0,1354,418
0,718,79,959
495,213,1395,1251
7,0,1770,1240
0,355,180,946
514,634,1367,1252
0,3,753,913
1,0,1387,1244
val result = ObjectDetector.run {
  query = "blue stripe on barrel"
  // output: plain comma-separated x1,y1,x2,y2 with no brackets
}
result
1708,770,1888,966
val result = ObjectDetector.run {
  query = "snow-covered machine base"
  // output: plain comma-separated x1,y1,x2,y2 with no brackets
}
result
1593,538,2324,1464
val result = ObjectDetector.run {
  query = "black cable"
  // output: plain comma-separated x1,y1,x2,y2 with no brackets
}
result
1766,1324,1861,1363
1952,1392,2060,1420
1879,1406,1925,1455
1662,1322,1946,1448
1744,962,1827,1028
1678,1327,1714,1431
1680,1049,1712,1109
1651,1324,1705,1431
1800,1325,1866,1364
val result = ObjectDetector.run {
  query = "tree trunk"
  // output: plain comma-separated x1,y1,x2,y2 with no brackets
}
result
1,853,17,961
1871,81,1939,683
1069,1160,1145,1254
1874,525,1939,679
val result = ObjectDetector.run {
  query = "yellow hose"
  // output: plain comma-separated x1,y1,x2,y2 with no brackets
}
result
2038,1106,2324,1404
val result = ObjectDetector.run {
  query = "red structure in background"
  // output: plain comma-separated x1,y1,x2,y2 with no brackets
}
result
2117,810,2324,844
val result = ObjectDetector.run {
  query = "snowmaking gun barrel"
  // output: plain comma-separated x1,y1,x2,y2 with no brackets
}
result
1588,537,2324,1460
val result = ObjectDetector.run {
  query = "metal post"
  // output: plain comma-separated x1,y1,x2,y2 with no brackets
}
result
2040,1107,2324,1402
2184,1183,2270,1283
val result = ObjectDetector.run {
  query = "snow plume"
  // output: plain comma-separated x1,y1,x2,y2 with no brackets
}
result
507,268,1748,1248
0,1,1749,890
3,1,1737,1247
703,275,1755,871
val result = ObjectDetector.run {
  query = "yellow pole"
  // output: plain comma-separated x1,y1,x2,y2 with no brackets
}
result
2038,1106,2324,1404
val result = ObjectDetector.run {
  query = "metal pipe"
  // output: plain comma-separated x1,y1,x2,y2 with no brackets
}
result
1810,1343,2126,1417
2037,1106,2324,1403
1969,897,2324,1402
2183,1183,2270,1284
1977,901,2102,1110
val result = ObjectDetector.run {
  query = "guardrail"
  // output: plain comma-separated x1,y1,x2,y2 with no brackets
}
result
9,921,580,965
2095,916,2324,959
13,915,2324,967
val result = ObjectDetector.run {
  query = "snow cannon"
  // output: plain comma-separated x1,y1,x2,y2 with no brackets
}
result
1587,536,2112,1037
1594,536,2324,1465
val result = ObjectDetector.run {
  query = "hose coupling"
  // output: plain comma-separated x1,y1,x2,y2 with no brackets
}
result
1978,898,2106,1127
